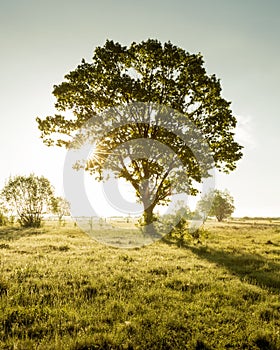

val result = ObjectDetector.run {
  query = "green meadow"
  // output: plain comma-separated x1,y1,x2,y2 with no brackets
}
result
0,220,279,349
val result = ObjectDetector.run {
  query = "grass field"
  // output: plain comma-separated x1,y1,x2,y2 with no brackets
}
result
0,220,279,349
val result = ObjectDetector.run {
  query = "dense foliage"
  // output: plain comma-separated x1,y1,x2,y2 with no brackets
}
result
1,174,55,227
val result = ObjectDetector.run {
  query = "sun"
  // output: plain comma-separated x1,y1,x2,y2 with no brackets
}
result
86,143,118,169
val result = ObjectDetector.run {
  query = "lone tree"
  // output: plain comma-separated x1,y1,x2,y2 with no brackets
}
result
51,196,71,223
197,189,235,222
36,39,242,228
1,174,55,227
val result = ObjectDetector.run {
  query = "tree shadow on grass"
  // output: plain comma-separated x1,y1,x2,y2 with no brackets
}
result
188,245,280,292
0,226,46,242
162,236,280,292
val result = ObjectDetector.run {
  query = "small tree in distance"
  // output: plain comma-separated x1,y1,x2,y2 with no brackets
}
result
0,200,8,226
197,189,235,222
0,210,8,226
1,174,55,228
51,197,71,223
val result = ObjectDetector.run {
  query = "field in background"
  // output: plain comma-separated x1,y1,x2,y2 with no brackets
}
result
72,216,150,248
0,219,279,349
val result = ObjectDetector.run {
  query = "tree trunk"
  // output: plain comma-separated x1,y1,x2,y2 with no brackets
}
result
142,204,158,236
140,182,160,236
143,205,154,226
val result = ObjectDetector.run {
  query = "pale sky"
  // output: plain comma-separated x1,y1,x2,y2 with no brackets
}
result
0,0,279,217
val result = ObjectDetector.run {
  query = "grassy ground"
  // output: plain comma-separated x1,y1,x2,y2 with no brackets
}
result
0,220,279,349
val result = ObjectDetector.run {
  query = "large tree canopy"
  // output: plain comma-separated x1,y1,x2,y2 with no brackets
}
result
37,39,242,230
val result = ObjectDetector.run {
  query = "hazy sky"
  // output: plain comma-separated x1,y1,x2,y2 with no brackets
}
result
0,0,279,217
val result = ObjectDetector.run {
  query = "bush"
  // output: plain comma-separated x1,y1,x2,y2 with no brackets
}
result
1,174,55,228
0,212,7,226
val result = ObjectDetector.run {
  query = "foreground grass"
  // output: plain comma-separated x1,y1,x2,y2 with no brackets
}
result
0,220,279,349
